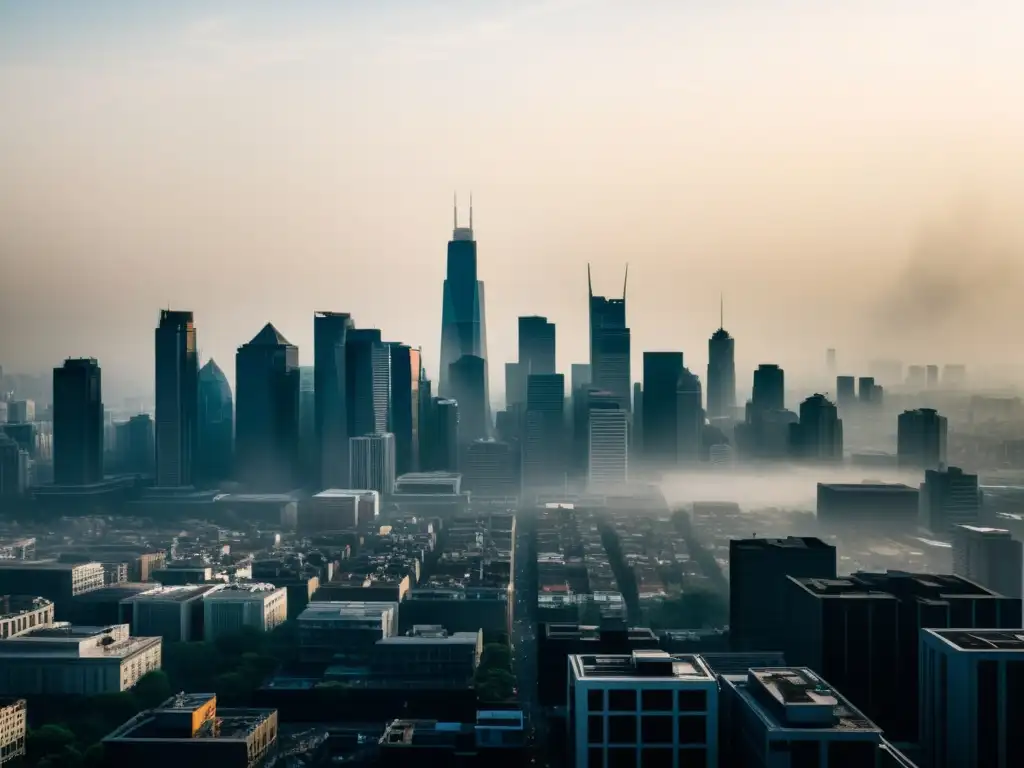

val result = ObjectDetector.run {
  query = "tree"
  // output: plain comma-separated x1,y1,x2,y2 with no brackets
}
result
479,643,512,672
475,668,516,702
133,669,173,709
27,724,76,761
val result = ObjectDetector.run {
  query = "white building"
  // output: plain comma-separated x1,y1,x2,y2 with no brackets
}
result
568,650,718,767
202,584,287,641
722,667,882,767
0,699,25,766
349,433,396,496
920,628,1024,768
588,408,628,490
952,525,1023,598
0,623,161,695
0,596,54,639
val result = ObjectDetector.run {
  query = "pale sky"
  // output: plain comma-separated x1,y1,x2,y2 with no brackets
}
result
2,0,1023,402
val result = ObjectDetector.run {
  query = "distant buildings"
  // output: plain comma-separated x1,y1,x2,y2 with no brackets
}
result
642,352,683,466
197,359,233,484
235,323,300,491
816,483,919,530
952,524,1023,599
518,315,556,376
588,266,631,411
920,466,981,534
897,408,947,471
154,310,198,487
706,327,736,420
676,368,703,463
346,328,390,438
388,343,422,476
587,399,628,489
53,358,104,486
751,364,784,414
464,439,518,499
790,394,843,462
6,400,33,424
0,435,28,497
421,398,459,472
117,414,154,475
313,311,354,489
522,373,565,489
835,375,856,408
350,432,397,496
449,354,488,444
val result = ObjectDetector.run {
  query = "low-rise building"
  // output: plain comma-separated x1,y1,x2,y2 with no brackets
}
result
297,600,397,665
0,596,54,639
300,489,380,532
372,626,482,686
103,693,278,768
0,561,105,617
203,584,287,641
0,699,25,766
121,585,224,643
0,623,161,695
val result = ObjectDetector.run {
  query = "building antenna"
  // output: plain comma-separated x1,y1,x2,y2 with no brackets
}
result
469,192,473,230
622,263,629,300
587,263,593,299
453,192,458,229
720,292,724,330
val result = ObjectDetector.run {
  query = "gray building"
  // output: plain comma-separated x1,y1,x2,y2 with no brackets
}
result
154,310,198,487
314,311,354,489
464,439,517,499
518,315,556,376
898,408,947,470
952,525,1023,599
53,358,104,486
350,432,397,496
372,626,482,685
921,466,981,533
297,600,397,664
523,373,565,490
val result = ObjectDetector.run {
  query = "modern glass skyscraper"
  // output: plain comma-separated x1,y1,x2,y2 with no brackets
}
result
588,265,630,411
518,315,556,376
53,358,104,485
197,359,233,484
642,351,684,465
707,326,736,420
314,311,354,489
439,197,489,411
154,310,198,487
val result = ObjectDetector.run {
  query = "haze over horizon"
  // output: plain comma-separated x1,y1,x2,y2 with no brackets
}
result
3,0,1024,401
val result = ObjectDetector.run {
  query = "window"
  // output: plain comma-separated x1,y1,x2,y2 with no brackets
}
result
678,747,707,767
588,689,605,712
608,747,635,768
641,749,674,768
677,716,706,745
608,715,637,743
790,741,820,768
641,689,673,711
828,741,877,768
677,689,706,712
641,715,673,744
588,715,604,743
587,747,604,768
608,689,637,712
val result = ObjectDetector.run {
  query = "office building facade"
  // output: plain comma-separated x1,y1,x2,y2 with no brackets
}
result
642,352,683,466
952,525,1023,599
154,310,198,487
920,466,981,533
53,358,104,485
519,315,556,376
350,432,397,496
313,311,354,488
588,404,628,490
197,359,233,484
897,408,948,470
588,266,631,411
522,373,566,490
706,328,736,420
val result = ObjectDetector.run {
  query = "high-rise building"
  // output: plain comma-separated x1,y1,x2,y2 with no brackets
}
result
518,315,556,376
952,524,1023,598
587,399,627,489
439,197,489,418
920,466,981,533
897,408,947,470
835,375,856,407
926,364,940,388
197,359,233,484
588,266,630,411
707,328,736,420
7,400,34,424
642,353,683,466
118,414,154,474
522,373,565,490
826,347,837,373
570,364,592,393
388,343,421,476
314,311,354,489
751,364,784,414
0,434,29,496
676,368,704,463
729,536,836,653
346,328,389,439
790,394,843,461
298,366,316,486
920,629,1024,768
858,376,877,405
464,438,518,498
235,323,300,491
53,358,104,486
448,354,488,444
433,398,459,472
631,382,643,457
504,362,526,409
154,310,198,487
349,432,396,496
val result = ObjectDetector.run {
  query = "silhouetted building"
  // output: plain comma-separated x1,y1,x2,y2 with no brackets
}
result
920,629,1024,768
6,400,33,424
53,358,104,485
730,536,836,654
350,432,396,496
504,362,525,409
921,466,981,533
235,323,300,491
926,365,939,388
707,328,736,420
388,343,421,475
906,365,926,389
588,266,630,410
464,439,518,498
0,435,28,496
439,198,489,421
314,311,354,488
897,408,947,470
449,355,488,443
118,414,154,474
751,364,784,414
836,375,856,407
154,310,198,487
790,394,843,461
298,365,316,485
522,373,565,489
642,352,683,466
422,397,458,472
518,315,556,376
197,359,233,484
816,483,919,531
826,347,837,373
346,328,389,439
786,571,1022,742
571,364,591,393
952,525,1023,599
588,395,627,489
676,368,703,463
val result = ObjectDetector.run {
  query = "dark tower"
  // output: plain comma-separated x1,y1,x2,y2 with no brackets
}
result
588,265,631,411
449,354,488,444
314,311,354,489
642,352,684,466
751,364,785,414
518,315,556,376
707,300,736,420
235,323,300,491
53,358,104,485
388,343,422,475
791,394,843,461
155,309,198,487
197,359,233,484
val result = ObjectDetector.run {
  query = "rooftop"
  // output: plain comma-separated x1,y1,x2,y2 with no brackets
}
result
818,483,917,493
106,693,276,742
0,559,98,572
313,489,379,499
123,585,223,603
0,595,52,619
734,667,880,733
203,583,281,599
732,536,833,551
927,629,1024,652
570,651,715,682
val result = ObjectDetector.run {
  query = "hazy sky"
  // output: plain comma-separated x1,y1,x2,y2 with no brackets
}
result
2,0,1023,401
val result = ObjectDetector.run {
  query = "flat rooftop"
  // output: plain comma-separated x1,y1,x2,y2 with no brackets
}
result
379,631,478,646
313,489,378,499
0,560,97,571
0,596,52,618
789,577,900,600
124,585,222,603
818,483,917,493
733,667,879,733
928,629,1024,652
203,583,281,599
732,537,832,551
571,651,715,682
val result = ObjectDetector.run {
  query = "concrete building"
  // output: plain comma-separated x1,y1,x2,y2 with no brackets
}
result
372,626,482,685
202,584,287,641
952,525,1023,599
0,436,28,497
103,693,278,768
0,562,104,616
921,466,981,533
588,406,628,490
349,432,396,496
0,699,25,766
920,628,1024,768
5,401,33,425
0,623,161,695
399,588,510,638
300,489,380,532
897,408,947,470
0,596,54,639
464,439,518,499
297,600,397,664
567,650,718,767
120,584,223,643
721,667,882,767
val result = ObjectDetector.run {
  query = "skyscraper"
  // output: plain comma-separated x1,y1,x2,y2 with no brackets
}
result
154,310,198,487
790,394,843,461
464,439,518,498
53,358,104,486
504,362,526,409
448,354,488,444
835,375,856,407
349,432,396,495
920,466,981,534
676,367,704,463
952,524,1023,599
897,408,947,470
588,395,628,489
751,364,785,414
518,315,556,376
522,373,565,490
439,196,488,413
346,328,389,439
588,265,630,410
235,323,300,491
387,343,421,476
197,359,233,484
642,352,684,465
707,326,736,421
314,311,354,489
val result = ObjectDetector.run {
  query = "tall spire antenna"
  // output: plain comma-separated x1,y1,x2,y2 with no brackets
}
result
587,263,593,299
720,293,724,329
622,263,629,300
453,192,458,229
469,192,473,230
